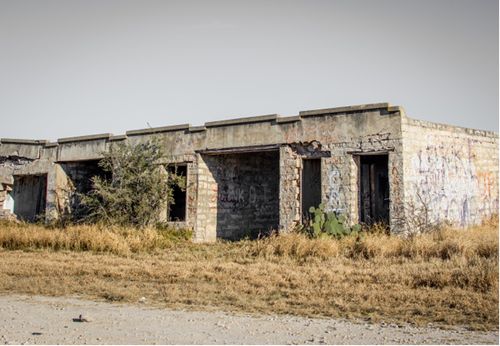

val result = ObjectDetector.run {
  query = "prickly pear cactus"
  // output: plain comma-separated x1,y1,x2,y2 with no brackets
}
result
305,204,362,239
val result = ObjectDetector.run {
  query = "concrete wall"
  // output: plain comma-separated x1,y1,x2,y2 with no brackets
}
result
1,102,496,240
401,117,498,232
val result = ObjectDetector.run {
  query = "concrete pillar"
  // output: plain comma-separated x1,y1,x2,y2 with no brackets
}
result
278,146,301,232
193,154,218,242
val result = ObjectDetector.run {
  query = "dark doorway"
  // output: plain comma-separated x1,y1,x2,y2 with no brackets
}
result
359,154,389,225
203,150,280,240
60,160,107,195
12,174,47,222
168,164,187,222
302,158,322,220
59,160,109,219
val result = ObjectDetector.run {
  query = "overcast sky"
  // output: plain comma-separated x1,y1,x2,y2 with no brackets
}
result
0,0,497,140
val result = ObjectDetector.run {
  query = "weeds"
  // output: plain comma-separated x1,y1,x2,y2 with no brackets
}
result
0,219,497,330
0,221,190,255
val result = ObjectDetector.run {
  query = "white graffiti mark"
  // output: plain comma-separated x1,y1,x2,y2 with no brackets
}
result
409,142,497,227
326,164,345,214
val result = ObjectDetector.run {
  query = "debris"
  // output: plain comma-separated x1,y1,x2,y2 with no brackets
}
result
73,314,92,322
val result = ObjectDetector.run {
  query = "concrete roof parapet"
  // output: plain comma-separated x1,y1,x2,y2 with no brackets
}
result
1,138,48,145
205,114,278,128
276,115,301,124
299,102,391,117
44,142,59,148
57,133,112,144
126,124,190,136
109,135,127,142
387,105,406,117
188,126,207,133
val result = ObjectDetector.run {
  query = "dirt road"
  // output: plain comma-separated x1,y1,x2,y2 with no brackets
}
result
0,295,497,344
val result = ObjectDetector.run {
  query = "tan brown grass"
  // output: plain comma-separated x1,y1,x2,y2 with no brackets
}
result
0,221,175,255
0,220,497,330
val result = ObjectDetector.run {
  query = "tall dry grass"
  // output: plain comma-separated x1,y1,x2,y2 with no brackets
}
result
0,218,497,329
0,219,497,262
0,221,188,255
245,220,498,262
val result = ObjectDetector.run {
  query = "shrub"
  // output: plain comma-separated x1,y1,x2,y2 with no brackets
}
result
79,139,185,227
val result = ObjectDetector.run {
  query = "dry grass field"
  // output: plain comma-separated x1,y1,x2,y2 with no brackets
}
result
0,219,497,330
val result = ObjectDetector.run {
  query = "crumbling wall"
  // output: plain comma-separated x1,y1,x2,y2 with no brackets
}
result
402,118,498,231
0,177,14,219
0,141,58,221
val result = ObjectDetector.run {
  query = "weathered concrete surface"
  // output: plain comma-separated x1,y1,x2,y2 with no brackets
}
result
0,295,497,345
0,103,497,240
402,117,499,232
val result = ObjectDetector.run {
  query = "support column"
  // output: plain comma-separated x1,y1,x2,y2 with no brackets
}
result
193,154,218,242
278,146,301,232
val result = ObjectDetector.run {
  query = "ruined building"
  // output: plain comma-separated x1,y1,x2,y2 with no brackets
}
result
0,103,498,241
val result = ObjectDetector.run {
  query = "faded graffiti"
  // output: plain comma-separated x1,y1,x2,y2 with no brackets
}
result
218,183,271,213
409,142,498,227
326,162,345,214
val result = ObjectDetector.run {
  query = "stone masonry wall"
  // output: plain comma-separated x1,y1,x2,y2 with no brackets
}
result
278,146,301,232
401,118,498,231
201,151,280,240
6,103,494,240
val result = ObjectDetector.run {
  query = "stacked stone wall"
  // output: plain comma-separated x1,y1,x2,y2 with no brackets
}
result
200,151,280,239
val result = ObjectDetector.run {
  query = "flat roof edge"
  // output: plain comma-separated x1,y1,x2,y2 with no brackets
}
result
205,114,278,128
299,102,391,117
126,124,190,136
58,133,112,144
276,115,301,124
405,117,499,138
188,126,207,133
197,143,282,155
109,135,127,141
1,138,48,145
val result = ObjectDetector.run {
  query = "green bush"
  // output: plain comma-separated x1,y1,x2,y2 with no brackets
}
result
79,139,185,227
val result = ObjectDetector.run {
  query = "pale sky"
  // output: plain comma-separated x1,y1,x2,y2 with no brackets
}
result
0,0,498,141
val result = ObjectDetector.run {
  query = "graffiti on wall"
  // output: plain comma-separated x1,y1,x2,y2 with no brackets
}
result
326,161,346,214
410,142,498,227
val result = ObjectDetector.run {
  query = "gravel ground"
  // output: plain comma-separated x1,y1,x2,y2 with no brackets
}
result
0,295,497,345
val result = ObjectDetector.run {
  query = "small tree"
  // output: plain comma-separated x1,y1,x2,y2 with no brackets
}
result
80,139,185,227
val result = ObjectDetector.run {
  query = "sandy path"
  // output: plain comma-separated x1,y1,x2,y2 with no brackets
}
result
0,295,497,345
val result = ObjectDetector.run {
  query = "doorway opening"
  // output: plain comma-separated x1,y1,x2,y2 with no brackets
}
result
59,160,109,219
202,150,280,240
302,158,322,221
12,174,47,222
359,154,389,225
167,164,187,222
